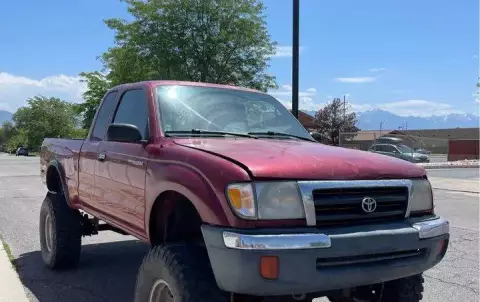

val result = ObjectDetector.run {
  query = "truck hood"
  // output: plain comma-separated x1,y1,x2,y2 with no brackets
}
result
174,138,426,180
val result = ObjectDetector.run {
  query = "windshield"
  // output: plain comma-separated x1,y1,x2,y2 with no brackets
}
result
396,144,414,153
156,85,312,140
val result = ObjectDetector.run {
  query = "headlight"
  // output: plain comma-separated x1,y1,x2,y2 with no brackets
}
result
410,179,434,214
226,183,256,219
256,182,305,219
226,182,305,220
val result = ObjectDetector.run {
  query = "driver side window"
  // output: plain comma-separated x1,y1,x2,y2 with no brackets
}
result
113,89,149,140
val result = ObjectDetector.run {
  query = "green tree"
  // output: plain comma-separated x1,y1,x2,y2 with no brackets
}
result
78,0,278,130
13,96,84,150
103,0,277,90
0,121,17,146
74,71,111,129
6,128,28,153
314,98,360,146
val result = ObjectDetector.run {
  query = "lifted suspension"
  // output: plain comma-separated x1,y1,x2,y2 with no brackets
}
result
79,213,128,236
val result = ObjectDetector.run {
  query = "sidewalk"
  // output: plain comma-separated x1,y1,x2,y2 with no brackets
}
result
428,177,480,193
419,159,480,169
0,239,29,302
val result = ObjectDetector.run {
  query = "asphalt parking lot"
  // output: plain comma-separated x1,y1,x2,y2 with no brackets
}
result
0,155,478,302
427,154,448,163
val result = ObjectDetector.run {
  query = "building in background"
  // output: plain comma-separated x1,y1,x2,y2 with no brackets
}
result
340,127,480,160
290,110,332,144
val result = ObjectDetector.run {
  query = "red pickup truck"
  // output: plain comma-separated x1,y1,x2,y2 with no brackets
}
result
40,81,449,302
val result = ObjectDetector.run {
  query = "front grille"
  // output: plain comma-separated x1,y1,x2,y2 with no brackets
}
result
316,249,426,268
313,186,408,226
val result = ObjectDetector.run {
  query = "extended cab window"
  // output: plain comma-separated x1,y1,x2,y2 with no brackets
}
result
113,89,149,140
91,91,118,140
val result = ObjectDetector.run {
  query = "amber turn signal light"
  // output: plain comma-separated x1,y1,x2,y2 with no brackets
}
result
260,256,279,280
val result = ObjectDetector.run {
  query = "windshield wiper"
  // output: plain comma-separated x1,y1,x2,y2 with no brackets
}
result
165,129,258,139
248,131,315,142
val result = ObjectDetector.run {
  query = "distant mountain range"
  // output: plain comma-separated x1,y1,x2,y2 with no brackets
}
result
0,110,12,124
304,109,480,130
0,108,478,130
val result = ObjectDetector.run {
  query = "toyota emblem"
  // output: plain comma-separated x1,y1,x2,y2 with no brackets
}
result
361,197,377,213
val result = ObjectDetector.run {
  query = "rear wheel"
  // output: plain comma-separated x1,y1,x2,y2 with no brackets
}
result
134,244,228,302
39,192,82,269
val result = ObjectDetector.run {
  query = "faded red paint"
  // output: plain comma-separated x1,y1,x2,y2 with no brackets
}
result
448,139,480,161
40,80,427,244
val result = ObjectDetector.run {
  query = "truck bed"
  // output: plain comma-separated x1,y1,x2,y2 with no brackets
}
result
40,138,85,194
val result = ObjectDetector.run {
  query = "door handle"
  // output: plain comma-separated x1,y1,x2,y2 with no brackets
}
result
98,153,106,162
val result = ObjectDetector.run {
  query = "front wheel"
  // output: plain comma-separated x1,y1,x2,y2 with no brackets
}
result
382,274,424,302
134,244,228,302
328,274,424,302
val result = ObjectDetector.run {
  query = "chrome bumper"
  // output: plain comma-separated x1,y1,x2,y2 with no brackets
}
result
223,217,449,250
223,232,331,250
412,217,450,239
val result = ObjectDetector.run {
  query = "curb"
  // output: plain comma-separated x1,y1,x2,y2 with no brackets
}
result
421,164,480,169
0,238,29,302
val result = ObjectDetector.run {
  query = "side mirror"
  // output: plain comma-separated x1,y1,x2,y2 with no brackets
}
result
107,123,144,143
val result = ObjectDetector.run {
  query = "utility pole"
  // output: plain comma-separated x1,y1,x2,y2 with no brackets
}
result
292,0,300,119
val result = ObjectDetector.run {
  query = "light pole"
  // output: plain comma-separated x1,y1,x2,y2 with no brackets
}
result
379,121,384,136
292,0,300,119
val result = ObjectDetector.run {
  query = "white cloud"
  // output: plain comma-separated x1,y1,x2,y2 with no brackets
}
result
334,77,376,83
350,103,374,112
269,84,317,98
353,100,464,117
270,84,322,111
368,67,386,72
0,72,86,112
276,97,321,112
272,88,465,117
273,46,305,58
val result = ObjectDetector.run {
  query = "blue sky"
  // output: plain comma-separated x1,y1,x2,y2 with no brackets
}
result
0,0,478,117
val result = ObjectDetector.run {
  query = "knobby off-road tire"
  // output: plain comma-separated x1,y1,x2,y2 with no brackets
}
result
134,244,228,302
39,192,82,269
328,274,424,302
381,274,424,302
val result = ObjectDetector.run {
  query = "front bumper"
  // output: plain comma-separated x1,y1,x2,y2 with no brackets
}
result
201,216,449,296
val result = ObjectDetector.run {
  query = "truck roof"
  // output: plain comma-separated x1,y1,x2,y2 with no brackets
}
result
110,80,265,94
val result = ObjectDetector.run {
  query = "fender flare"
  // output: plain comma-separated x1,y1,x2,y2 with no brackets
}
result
46,159,73,208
